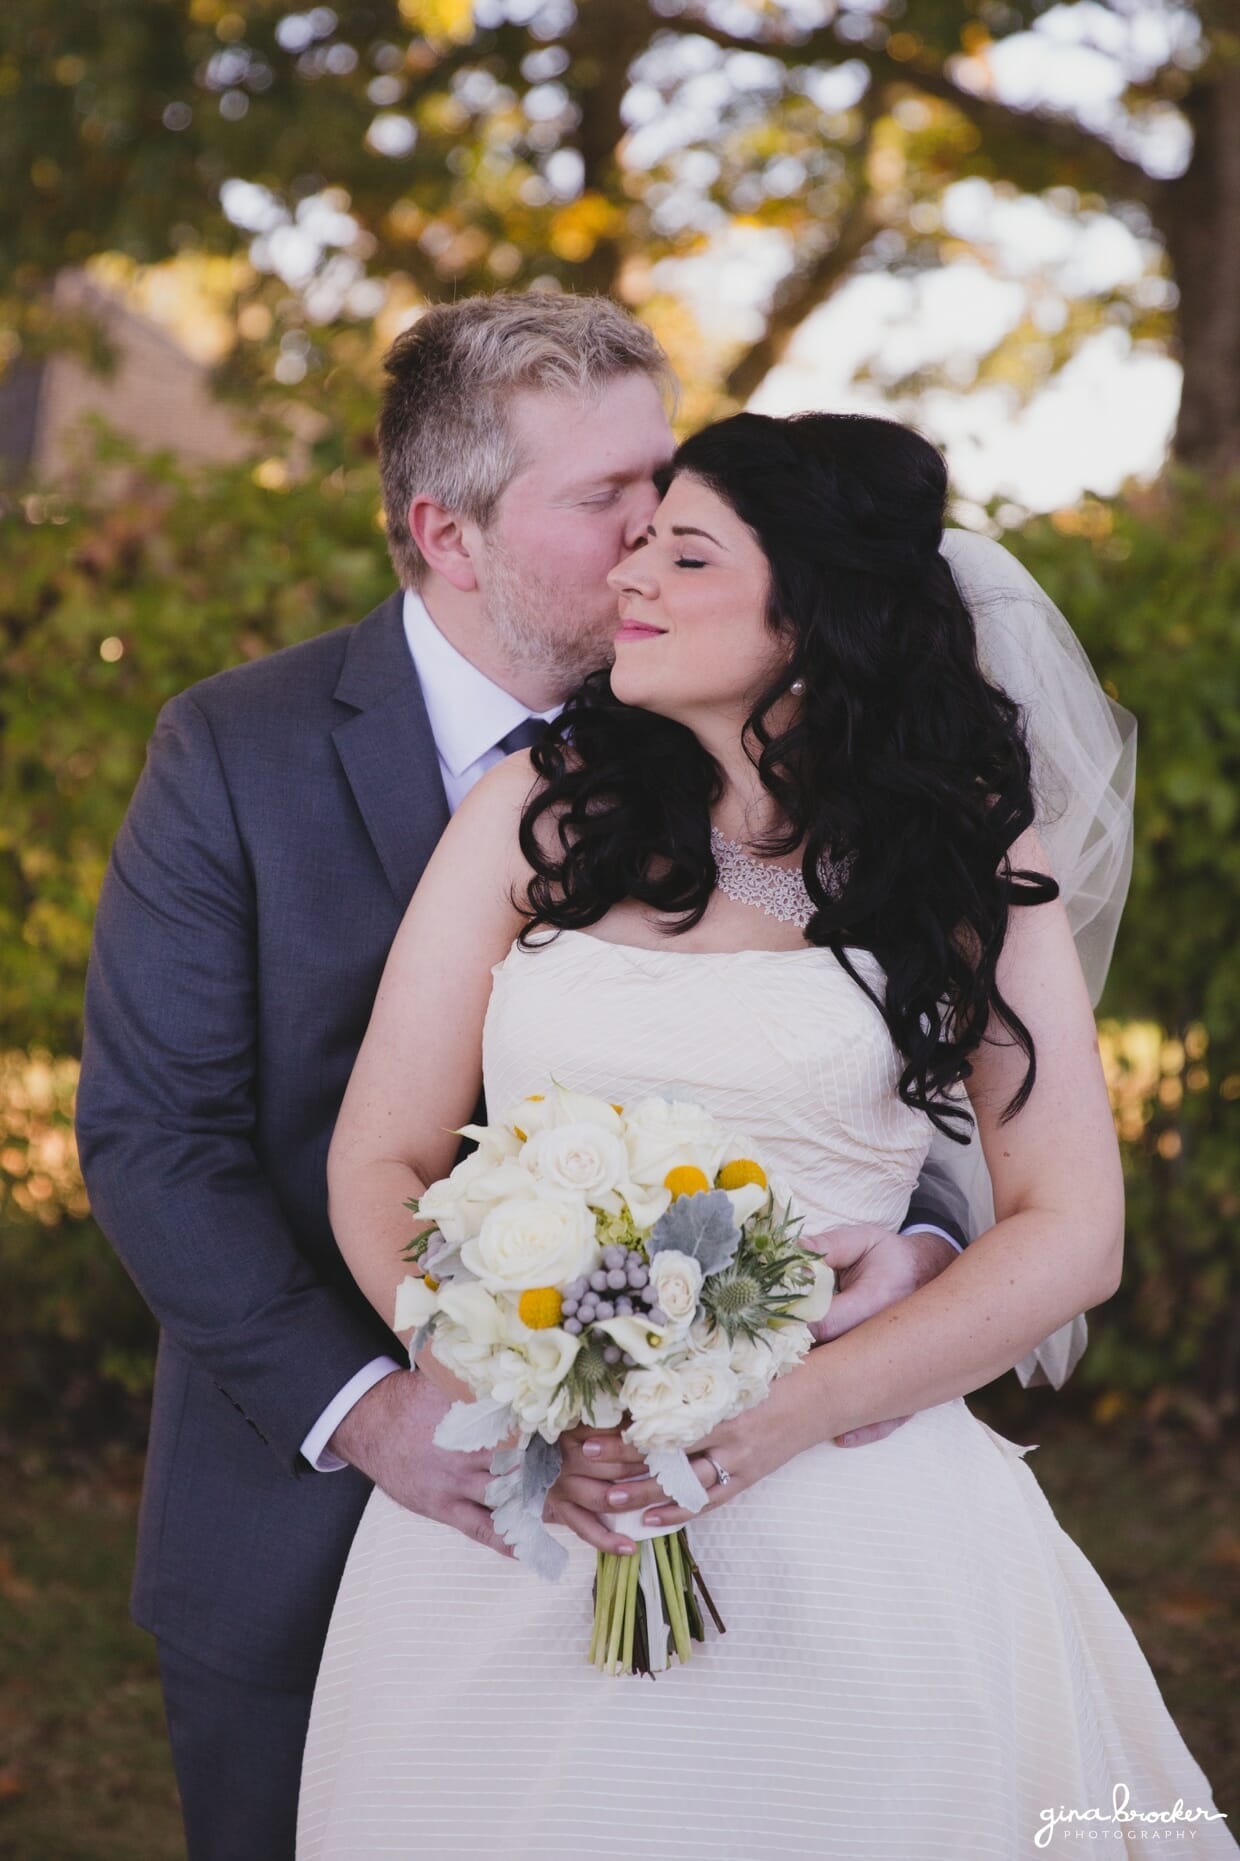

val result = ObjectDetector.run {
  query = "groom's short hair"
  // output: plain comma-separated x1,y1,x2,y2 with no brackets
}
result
377,292,674,587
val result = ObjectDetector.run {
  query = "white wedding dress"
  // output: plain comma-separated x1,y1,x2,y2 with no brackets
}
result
298,931,1235,1859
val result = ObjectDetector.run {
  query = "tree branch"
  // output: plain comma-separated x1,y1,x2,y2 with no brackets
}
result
667,12,1165,208
722,181,881,405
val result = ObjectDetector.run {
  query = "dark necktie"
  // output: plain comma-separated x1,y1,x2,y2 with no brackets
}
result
497,716,548,756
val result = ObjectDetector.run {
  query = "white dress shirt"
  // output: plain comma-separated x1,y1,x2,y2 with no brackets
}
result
300,592,961,1469
299,591,561,1470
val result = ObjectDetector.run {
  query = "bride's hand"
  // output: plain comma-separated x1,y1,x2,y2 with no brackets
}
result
629,1366,824,1532
543,1424,652,1558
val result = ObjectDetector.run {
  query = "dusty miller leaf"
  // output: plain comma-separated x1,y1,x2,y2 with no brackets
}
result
485,1435,568,1582
649,1190,740,1277
433,1395,515,1452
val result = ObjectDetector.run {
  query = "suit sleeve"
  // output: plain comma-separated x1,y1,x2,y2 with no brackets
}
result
76,691,389,1472
903,1151,971,1249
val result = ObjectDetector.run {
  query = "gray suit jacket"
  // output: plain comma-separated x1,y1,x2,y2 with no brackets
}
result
77,593,450,1687
76,591,970,1691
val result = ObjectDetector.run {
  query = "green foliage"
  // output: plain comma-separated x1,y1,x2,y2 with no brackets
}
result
1006,479,1240,1409
1,427,391,1052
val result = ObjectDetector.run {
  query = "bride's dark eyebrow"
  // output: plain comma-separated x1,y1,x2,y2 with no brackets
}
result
645,522,727,550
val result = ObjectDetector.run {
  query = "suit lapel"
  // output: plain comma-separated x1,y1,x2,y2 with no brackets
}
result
331,593,450,908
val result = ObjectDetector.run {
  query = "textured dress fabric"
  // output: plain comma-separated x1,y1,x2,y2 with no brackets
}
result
298,932,1235,1860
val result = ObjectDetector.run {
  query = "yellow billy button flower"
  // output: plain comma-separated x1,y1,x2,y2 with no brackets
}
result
716,1158,768,1192
664,1165,711,1199
517,1286,564,1330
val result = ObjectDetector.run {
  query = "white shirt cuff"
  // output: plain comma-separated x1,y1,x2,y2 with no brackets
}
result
300,1355,405,1471
900,1221,964,1256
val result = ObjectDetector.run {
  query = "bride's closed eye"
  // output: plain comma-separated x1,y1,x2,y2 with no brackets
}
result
675,556,707,569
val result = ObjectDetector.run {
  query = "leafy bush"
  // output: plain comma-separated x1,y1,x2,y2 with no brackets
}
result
1008,481,1240,1412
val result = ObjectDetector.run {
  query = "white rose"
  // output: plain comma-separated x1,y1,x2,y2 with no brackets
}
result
486,1330,583,1438
521,1122,630,1208
392,1274,438,1334
619,1365,684,1449
648,1249,703,1325
435,1278,512,1346
622,1097,729,1189
623,1348,740,1451
767,1320,813,1372
415,1150,496,1246
460,1195,597,1292
429,1280,518,1394
728,1331,778,1407
786,1255,835,1324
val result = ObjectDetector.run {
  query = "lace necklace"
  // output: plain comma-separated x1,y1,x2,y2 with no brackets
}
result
709,826,841,931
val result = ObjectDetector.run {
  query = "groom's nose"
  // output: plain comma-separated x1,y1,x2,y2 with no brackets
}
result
622,481,660,549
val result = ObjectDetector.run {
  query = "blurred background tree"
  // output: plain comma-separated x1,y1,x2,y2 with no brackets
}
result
1,0,1237,1432
3,0,1236,450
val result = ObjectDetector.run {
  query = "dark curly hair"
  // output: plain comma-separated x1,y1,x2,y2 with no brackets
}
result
517,411,1058,1140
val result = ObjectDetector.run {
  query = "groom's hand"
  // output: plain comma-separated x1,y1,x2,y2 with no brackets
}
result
802,1225,959,1448
328,1369,514,1559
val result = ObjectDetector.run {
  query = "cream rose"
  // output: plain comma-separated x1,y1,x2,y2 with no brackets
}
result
460,1195,597,1293
415,1150,496,1246
485,1331,583,1437
521,1122,630,1208
622,1097,729,1189
429,1280,519,1394
727,1331,777,1407
622,1346,740,1450
648,1249,703,1325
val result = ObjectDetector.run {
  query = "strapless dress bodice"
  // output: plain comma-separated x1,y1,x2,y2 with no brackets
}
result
482,929,934,1237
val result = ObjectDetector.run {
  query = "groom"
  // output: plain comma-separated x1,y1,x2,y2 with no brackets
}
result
78,292,976,1859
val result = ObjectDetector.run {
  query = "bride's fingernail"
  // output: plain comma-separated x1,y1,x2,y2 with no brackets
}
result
644,1511,665,1525
616,1540,636,1556
582,1442,602,1459
608,1489,628,1506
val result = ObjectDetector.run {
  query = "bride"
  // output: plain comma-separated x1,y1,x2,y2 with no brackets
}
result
298,411,1233,1858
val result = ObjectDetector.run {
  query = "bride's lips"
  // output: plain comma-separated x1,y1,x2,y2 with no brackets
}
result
614,619,665,641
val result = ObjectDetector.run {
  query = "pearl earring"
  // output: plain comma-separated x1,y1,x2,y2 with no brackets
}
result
790,678,806,696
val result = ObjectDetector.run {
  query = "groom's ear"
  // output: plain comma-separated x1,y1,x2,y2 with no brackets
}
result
408,495,480,593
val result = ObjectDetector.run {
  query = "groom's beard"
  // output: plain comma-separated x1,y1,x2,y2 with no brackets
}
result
479,536,618,694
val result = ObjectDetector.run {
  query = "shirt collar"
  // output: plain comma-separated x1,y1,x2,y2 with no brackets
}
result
401,588,560,778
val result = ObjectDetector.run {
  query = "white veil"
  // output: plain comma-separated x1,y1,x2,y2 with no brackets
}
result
926,530,1138,1388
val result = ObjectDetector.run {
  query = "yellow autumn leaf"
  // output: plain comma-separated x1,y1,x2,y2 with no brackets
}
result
549,193,623,262
399,0,476,43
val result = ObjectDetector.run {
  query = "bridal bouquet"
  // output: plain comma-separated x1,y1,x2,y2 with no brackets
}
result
393,1085,834,1676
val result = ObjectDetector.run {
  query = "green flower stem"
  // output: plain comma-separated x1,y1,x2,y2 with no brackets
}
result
590,1553,618,1667
621,1544,639,1673
653,1531,691,1665
605,1555,629,1673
